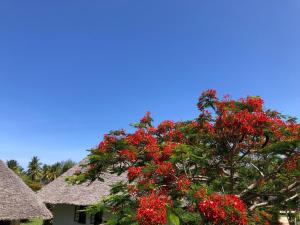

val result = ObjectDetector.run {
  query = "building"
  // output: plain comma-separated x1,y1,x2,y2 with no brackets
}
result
0,160,52,225
37,161,126,225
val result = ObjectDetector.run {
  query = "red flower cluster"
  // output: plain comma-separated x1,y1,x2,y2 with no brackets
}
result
126,129,157,146
138,178,155,189
286,121,300,138
198,194,247,225
162,141,178,158
136,193,168,225
145,143,161,162
119,149,137,161
196,90,299,143
128,166,142,181
284,154,299,171
140,111,152,124
243,96,264,111
155,162,175,177
98,134,117,152
197,89,217,110
204,89,217,96
157,120,175,133
194,187,207,199
156,120,184,142
176,175,191,192
215,108,271,137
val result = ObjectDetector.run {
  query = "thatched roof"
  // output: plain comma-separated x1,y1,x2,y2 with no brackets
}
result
0,160,53,221
37,161,126,206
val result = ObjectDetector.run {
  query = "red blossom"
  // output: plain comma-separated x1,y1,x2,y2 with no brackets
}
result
119,149,137,161
162,142,178,158
176,175,191,192
138,178,155,189
194,187,207,199
157,120,175,133
203,122,215,134
197,89,217,110
136,193,168,225
244,96,264,111
155,162,175,177
216,109,269,136
145,144,161,162
168,130,184,142
148,126,157,134
128,166,142,181
284,154,299,171
191,120,199,128
126,129,145,146
98,134,117,152
198,194,247,225
204,89,217,96
126,129,157,146
140,111,152,124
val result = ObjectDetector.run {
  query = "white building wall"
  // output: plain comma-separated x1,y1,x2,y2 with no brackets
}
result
51,204,92,225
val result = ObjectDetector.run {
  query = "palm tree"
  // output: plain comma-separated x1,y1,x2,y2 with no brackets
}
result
42,164,52,183
50,162,62,179
42,162,64,183
6,159,24,175
61,159,76,173
27,156,42,181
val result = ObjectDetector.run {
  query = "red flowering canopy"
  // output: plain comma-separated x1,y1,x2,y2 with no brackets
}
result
71,90,300,225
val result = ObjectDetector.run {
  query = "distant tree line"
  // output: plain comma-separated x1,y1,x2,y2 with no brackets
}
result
6,157,76,191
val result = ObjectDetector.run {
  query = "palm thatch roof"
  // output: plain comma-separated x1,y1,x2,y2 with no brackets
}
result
0,160,53,221
37,161,126,206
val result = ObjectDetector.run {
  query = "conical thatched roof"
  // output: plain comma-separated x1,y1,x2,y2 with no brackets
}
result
37,161,126,206
0,160,53,221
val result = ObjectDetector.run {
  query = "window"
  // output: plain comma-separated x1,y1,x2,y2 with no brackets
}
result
74,206,86,224
90,211,103,225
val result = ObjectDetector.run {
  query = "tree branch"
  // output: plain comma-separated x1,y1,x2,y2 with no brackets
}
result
249,201,269,211
250,163,264,177
279,181,298,193
284,193,299,202
238,162,285,198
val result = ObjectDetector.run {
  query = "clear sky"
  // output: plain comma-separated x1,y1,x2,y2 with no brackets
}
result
0,0,299,167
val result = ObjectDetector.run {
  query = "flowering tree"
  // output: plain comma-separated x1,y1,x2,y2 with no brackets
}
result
72,90,300,225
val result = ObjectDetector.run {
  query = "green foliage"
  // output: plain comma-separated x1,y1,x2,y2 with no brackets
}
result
167,210,180,225
27,156,42,182
20,218,43,225
6,159,24,175
6,157,76,191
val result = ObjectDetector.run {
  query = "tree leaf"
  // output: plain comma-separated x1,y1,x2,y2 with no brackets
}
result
168,211,180,225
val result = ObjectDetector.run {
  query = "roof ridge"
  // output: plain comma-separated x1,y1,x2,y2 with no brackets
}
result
0,160,53,220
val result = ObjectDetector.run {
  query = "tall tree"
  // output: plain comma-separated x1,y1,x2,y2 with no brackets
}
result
27,156,42,181
42,164,53,183
71,90,300,225
42,160,76,184
6,159,23,175
61,160,76,173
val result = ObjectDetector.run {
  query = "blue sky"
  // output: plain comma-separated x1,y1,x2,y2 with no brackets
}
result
0,0,299,167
